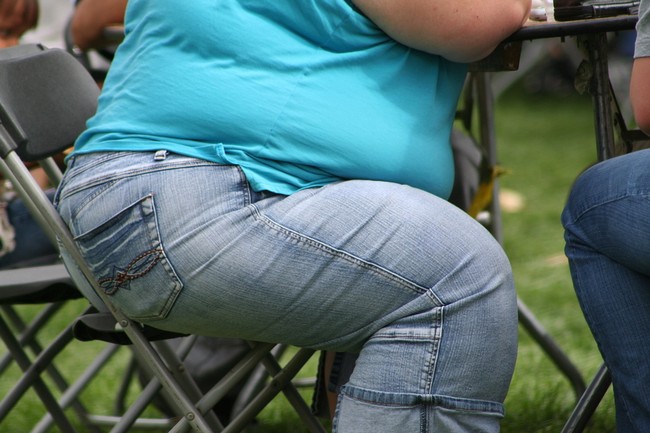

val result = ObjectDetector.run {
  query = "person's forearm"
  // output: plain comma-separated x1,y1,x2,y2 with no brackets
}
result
71,0,127,50
351,0,531,63
630,57,650,135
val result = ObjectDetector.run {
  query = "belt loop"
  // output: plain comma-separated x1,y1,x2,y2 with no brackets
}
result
154,150,168,161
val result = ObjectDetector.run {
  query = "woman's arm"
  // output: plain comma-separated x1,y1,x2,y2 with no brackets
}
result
630,57,650,135
350,0,531,63
70,0,127,50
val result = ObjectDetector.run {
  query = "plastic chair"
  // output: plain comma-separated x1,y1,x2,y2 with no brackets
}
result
0,43,325,433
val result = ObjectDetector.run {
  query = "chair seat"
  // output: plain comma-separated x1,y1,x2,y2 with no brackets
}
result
0,263,80,303
72,312,188,344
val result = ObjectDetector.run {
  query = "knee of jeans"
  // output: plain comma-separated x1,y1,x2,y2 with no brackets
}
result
561,200,588,253
483,237,512,277
561,164,600,229
463,240,517,338
561,186,580,229
465,232,514,302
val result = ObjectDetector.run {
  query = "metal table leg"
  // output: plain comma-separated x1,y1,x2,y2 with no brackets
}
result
473,72,587,398
560,364,612,433
582,33,616,161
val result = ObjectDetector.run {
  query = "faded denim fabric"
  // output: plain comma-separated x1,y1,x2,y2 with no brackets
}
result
56,151,518,433
563,149,650,433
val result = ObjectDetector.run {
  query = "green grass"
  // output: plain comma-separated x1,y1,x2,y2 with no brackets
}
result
0,81,616,432
496,82,614,433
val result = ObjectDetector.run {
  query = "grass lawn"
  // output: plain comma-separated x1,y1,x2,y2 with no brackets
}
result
495,79,614,433
0,73,619,432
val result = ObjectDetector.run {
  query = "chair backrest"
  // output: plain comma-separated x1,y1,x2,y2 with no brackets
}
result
0,44,99,162
0,45,244,433
0,45,326,433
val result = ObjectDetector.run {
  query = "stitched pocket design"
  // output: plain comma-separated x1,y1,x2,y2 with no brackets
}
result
73,194,183,321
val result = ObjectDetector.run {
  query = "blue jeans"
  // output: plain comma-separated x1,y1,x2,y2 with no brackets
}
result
562,148,650,433
55,151,518,433
0,190,59,270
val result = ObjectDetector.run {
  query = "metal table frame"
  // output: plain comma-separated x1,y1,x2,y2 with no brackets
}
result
470,13,644,432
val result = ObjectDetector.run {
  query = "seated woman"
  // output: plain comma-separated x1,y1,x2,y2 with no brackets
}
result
562,0,650,431
55,1,531,432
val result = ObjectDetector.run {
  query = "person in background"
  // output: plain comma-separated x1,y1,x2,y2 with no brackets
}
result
69,0,125,51
0,183,60,269
55,1,531,432
65,0,126,85
0,0,38,48
0,0,121,268
20,0,71,49
562,1,650,431
0,0,61,269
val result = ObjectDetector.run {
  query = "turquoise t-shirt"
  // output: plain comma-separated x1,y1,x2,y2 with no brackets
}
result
71,0,468,198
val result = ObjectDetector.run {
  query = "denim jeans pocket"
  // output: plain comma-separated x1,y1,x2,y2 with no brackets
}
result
73,194,183,321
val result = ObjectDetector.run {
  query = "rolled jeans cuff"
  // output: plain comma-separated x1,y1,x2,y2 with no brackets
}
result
339,383,504,415
335,384,504,433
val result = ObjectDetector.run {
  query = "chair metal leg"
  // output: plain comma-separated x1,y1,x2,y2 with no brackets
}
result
217,348,326,433
0,303,65,374
471,72,587,399
102,374,174,433
171,343,277,433
0,315,78,433
517,299,587,397
560,364,612,433
230,344,288,418
113,353,140,415
1,304,103,433
30,343,121,433
255,348,325,433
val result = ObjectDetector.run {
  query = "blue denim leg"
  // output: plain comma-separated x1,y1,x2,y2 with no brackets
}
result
56,151,518,433
562,148,650,433
0,190,59,269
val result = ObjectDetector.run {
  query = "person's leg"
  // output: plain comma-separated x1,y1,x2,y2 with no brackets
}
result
241,180,517,433
0,190,59,269
56,151,518,432
562,149,650,433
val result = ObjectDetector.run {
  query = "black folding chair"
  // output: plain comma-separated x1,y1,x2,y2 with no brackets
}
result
560,364,612,433
0,43,325,433
0,43,107,433
0,263,106,433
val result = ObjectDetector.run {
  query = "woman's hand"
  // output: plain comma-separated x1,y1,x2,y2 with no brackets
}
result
351,0,532,63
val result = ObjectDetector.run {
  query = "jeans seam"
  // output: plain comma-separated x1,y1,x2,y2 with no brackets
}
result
567,193,635,225
365,307,442,397
250,203,431,297
59,157,223,199
428,306,442,392
69,179,120,224
234,166,253,207
338,384,505,415
420,405,427,433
